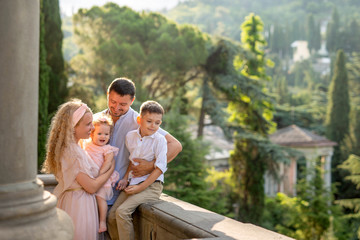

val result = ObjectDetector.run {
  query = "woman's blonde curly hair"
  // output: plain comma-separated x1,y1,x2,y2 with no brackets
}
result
42,99,92,176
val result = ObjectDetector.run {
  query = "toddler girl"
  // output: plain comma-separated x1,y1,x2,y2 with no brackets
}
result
85,114,120,233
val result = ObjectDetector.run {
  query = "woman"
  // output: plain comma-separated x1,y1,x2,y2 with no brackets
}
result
42,99,115,240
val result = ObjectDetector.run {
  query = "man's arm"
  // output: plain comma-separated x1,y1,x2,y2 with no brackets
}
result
131,133,182,177
164,133,182,163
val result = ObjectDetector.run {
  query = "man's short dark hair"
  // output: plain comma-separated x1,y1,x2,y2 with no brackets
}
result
107,78,136,99
140,101,164,116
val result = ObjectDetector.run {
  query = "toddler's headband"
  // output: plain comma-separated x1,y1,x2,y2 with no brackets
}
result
72,103,88,127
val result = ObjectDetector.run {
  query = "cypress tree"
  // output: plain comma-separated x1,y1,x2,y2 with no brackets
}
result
325,50,350,196
314,22,321,52
306,14,316,52
326,50,349,146
270,23,283,55
39,0,50,170
43,0,67,114
337,154,360,239
326,8,340,53
348,20,360,53
342,107,360,158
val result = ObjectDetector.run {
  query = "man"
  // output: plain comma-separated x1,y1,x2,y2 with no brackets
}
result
99,78,182,238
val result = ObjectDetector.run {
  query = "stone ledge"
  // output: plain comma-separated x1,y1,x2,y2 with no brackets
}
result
134,194,293,240
38,174,293,240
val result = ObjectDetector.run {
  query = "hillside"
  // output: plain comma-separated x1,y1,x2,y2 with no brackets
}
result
165,0,360,41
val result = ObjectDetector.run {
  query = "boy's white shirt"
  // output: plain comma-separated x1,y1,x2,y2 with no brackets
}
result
125,128,168,185
97,108,168,205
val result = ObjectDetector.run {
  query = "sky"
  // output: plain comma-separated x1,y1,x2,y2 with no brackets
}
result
59,0,182,16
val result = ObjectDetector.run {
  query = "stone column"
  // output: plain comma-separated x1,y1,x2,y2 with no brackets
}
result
0,1,73,239
324,155,332,191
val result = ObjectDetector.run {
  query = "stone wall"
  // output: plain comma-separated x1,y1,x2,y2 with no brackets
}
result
39,174,293,240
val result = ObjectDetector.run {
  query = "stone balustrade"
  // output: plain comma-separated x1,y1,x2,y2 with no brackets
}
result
38,174,293,240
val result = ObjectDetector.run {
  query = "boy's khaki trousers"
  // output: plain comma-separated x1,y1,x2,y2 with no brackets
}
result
107,182,163,240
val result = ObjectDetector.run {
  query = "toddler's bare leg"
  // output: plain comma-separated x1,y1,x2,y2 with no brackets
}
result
96,196,108,233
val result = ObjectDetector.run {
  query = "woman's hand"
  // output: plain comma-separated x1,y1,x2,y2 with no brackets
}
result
76,158,115,194
99,152,114,175
131,158,154,177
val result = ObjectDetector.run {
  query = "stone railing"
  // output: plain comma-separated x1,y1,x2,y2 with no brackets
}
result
38,174,293,240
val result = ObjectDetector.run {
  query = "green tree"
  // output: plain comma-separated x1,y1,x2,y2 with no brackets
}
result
263,166,332,240
306,14,321,52
336,154,360,239
230,13,274,134
230,135,290,224
43,0,67,114
270,23,287,57
197,38,240,138
290,19,306,41
340,107,360,200
342,108,360,158
347,20,360,52
227,13,278,224
326,8,340,53
325,50,350,198
238,13,269,80
276,76,288,105
162,96,227,214
38,0,50,170
71,4,208,103
347,52,360,105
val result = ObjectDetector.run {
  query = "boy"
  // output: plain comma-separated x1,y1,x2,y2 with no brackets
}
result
110,100,167,240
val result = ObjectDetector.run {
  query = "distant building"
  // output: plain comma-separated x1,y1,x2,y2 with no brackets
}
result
266,125,336,196
290,38,330,76
199,122,336,198
291,40,310,63
313,57,331,76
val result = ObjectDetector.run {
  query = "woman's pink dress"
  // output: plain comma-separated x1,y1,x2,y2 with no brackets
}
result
53,143,100,240
85,142,120,200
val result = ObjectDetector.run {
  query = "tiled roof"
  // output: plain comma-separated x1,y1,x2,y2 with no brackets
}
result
269,124,337,147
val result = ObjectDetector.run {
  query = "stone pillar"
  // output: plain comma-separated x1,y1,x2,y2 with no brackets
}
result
0,1,73,239
292,158,297,196
324,155,332,191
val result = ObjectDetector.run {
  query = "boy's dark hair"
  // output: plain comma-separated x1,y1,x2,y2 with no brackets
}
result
107,77,136,99
140,101,164,116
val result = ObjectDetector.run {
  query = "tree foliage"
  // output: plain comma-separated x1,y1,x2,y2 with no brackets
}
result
161,96,227,214
325,50,350,197
230,134,290,224
229,13,274,135
227,13,282,224
306,14,321,52
43,0,67,114
71,4,209,103
347,52,360,105
197,38,242,137
326,8,340,53
263,166,333,240
337,154,360,239
38,0,50,170
325,50,349,143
